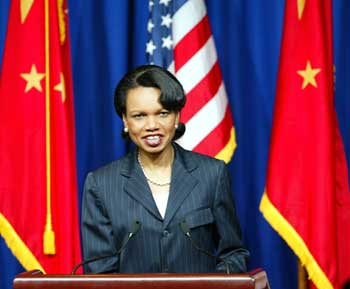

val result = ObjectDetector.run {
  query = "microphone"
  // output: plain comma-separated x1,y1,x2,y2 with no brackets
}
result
71,220,141,274
179,220,230,274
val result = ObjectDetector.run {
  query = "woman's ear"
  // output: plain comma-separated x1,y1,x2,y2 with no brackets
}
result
121,114,129,138
175,112,180,125
122,114,127,127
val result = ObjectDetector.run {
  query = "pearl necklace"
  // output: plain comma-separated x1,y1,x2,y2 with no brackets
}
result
137,153,171,187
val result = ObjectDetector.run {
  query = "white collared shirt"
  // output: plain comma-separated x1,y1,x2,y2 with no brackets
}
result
152,190,169,218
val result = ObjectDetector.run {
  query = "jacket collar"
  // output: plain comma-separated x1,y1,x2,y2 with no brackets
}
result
119,143,197,177
120,143,199,226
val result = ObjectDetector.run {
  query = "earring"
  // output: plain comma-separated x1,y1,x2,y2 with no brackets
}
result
175,124,179,129
124,127,128,133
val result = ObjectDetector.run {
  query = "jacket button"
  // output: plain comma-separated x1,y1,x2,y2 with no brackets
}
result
163,230,169,237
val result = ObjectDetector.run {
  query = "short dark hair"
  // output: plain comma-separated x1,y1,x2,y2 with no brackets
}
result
114,65,186,140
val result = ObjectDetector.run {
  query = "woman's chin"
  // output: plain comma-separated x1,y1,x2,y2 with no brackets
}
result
139,141,172,155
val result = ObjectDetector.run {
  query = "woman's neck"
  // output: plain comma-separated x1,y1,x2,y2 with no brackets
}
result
138,146,174,171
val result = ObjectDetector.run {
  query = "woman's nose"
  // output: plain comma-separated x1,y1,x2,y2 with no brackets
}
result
145,116,158,130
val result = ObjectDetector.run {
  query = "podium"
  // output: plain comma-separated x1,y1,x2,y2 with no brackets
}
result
13,269,270,289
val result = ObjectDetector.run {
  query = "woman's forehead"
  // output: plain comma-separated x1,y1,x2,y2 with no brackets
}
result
126,86,163,110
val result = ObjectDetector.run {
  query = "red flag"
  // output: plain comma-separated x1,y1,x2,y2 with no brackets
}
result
0,0,81,273
260,1,350,289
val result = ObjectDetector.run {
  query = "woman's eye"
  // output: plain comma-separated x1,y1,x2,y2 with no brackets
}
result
132,114,144,119
159,111,169,117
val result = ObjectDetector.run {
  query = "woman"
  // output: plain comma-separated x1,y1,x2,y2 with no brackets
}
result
81,65,249,274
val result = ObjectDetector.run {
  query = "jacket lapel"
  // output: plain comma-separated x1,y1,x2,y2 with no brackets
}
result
121,151,162,221
163,144,198,228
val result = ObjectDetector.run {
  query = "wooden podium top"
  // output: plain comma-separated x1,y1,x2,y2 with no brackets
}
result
13,269,270,289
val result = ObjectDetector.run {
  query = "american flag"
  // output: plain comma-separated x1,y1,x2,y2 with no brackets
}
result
147,0,236,162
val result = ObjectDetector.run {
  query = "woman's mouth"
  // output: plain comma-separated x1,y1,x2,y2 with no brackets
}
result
144,135,162,147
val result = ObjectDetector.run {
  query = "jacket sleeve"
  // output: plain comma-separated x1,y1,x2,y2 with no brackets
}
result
81,172,119,273
213,161,250,273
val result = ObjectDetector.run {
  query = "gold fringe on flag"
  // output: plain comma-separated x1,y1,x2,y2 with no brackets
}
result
0,213,45,271
260,193,333,289
43,0,56,255
215,128,236,163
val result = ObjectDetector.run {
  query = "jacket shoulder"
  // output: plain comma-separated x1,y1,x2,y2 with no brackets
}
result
175,143,226,171
87,152,132,180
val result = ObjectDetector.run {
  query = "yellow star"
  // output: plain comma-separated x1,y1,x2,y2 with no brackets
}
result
20,64,45,93
297,60,321,89
54,73,66,103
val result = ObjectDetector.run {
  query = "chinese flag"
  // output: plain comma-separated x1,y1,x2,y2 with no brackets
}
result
0,0,81,273
260,1,350,289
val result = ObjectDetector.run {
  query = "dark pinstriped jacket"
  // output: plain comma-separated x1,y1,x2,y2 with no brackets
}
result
81,143,249,274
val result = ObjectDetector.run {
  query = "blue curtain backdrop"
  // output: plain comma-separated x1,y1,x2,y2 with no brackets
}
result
1,1,349,289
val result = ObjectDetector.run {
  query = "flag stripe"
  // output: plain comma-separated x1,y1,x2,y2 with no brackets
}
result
173,15,211,72
177,82,227,149
176,36,217,94
180,61,222,123
192,106,233,156
172,0,206,46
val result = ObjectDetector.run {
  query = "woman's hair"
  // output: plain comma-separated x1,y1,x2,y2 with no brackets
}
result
114,65,186,140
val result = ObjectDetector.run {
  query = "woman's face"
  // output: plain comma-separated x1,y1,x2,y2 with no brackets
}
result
122,86,179,156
